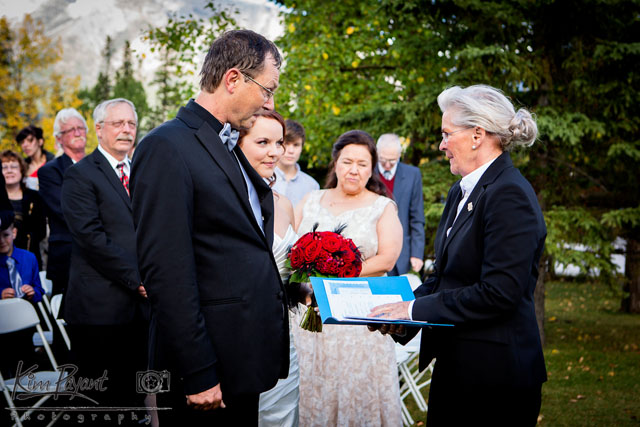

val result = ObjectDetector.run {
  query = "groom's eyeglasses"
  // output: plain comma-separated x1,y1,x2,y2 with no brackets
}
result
241,72,276,100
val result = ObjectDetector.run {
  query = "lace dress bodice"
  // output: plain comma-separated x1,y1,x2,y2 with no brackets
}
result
298,190,394,261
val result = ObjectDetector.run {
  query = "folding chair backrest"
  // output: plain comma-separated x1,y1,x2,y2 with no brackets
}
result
39,271,52,297
0,298,39,334
50,294,62,319
0,298,59,370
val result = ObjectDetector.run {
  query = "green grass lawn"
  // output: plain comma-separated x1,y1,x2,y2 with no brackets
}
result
407,280,640,426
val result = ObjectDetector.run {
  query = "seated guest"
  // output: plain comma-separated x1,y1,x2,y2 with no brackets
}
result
0,211,44,380
272,119,319,207
1,151,46,270
0,212,44,303
15,125,55,190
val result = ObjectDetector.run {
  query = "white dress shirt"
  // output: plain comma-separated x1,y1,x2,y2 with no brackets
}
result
98,144,131,178
378,162,399,180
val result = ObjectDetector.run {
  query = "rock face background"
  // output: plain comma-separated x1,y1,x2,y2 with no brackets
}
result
0,0,283,88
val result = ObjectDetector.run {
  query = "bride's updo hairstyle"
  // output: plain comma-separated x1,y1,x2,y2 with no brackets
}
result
238,110,286,187
325,130,387,197
437,84,537,151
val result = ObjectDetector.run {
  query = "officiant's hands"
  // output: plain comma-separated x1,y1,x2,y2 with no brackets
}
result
366,301,411,336
186,384,225,411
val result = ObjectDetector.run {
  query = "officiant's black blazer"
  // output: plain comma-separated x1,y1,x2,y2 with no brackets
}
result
131,100,289,397
410,151,547,388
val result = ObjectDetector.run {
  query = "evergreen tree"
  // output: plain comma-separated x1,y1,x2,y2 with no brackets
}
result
112,40,149,132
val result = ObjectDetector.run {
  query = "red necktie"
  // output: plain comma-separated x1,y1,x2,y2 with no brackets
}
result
117,163,130,195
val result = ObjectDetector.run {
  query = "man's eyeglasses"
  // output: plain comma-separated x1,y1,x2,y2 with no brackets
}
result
102,120,137,129
441,127,473,143
59,126,87,136
379,158,399,167
241,72,275,100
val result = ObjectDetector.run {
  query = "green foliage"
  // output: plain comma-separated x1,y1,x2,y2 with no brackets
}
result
112,41,150,133
274,0,640,278
79,37,150,136
545,207,617,279
142,1,239,127
602,207,640,230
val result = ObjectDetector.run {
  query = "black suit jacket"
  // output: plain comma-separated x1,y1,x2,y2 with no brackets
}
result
410,152,547,388
39,154,74,282
61,149,144,325
131,100,289,397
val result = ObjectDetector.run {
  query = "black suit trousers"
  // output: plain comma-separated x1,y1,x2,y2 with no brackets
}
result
68,319,148,420
426,359,542,427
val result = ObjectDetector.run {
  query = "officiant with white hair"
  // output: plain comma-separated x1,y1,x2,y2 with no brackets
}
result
371,84,547,426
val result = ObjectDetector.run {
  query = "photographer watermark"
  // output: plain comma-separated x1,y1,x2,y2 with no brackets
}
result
136,370,170,394
4,362,170,424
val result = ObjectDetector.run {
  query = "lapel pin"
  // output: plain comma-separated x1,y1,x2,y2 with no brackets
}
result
467,202,473,212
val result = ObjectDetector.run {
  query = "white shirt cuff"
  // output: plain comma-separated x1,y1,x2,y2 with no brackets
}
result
408,300,415,321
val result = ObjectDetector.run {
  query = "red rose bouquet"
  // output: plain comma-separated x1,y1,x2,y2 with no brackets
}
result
286,224,362,332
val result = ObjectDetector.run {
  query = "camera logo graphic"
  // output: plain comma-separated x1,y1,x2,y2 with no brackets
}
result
136,370,171,394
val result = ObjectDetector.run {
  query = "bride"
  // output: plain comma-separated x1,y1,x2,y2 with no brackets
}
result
238,110,300,427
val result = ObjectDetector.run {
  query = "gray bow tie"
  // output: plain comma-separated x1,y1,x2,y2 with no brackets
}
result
219,123,239,151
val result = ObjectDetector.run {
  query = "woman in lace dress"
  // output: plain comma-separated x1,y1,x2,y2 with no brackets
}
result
293,130,404,426
238,110,300,427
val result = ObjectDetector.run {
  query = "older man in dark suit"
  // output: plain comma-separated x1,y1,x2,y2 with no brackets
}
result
39,108,87,298
131,30,288,425
377,133,425,275
61,98,148,416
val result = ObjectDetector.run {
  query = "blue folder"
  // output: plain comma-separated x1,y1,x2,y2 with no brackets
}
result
310,276,453,328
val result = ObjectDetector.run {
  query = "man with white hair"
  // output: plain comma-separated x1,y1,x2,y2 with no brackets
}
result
39,107,88,297
61,98,148,415
376,133,425,275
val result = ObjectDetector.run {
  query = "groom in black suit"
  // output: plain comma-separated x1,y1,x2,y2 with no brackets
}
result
131,30,288,425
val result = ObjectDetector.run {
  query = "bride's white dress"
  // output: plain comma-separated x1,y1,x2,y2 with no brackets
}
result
293,190,402,427
259,224,300,427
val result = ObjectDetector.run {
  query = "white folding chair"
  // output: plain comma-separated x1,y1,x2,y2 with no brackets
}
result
396,346,416,426
32,272,55,347
48,295,71,351
0,298,65,426
397,330,436,425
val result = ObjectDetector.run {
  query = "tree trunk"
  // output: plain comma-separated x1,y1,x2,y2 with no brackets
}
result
534,256,547,346
622,237,640,313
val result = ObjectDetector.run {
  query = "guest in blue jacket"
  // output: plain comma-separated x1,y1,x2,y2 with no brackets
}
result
0,211,44,303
